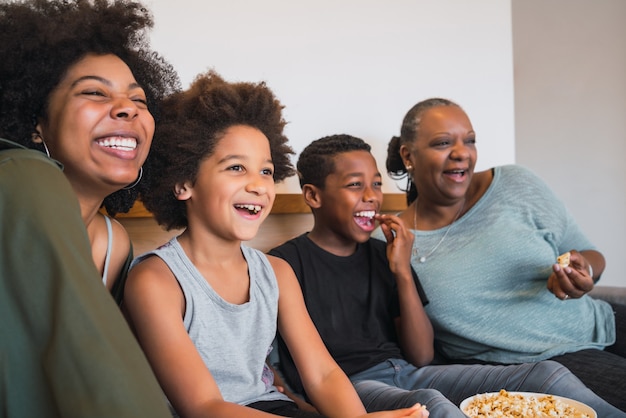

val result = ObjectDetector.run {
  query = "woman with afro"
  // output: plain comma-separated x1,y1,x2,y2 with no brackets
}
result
0,1,179,416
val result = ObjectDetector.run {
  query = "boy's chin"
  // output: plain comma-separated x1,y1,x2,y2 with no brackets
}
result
357,223,377,235
352,230,373,243
238,227,263,242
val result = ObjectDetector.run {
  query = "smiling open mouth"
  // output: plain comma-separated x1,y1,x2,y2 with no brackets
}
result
354,210,376,227
446,169,466,175
96,137,137,151
235,204,262,215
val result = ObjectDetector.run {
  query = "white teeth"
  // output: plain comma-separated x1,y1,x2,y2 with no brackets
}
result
235,204,262,214
354,211,376,218
96,137,137,151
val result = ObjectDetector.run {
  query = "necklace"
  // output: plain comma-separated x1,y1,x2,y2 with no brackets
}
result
413,200,465,263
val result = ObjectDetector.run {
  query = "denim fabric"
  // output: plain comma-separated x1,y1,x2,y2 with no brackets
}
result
353,379,467,418
350,359,626,418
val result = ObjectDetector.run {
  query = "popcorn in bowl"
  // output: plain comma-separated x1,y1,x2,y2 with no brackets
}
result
460,389,594,418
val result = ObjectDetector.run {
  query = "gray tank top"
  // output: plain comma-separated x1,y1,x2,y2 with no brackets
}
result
135,237,289,407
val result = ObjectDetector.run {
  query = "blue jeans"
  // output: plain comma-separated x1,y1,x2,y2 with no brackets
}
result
350,359,626,418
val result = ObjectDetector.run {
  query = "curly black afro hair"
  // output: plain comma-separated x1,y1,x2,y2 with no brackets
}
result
141,70,295,230
0,0,180,215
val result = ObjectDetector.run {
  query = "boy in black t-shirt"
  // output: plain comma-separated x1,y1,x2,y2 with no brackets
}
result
269,134,620,418
269,134,433,396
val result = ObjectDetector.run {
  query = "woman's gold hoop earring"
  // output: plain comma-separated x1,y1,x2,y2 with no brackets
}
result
123,167,143,190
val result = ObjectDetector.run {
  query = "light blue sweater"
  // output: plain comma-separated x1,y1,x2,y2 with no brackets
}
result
373,165,615,363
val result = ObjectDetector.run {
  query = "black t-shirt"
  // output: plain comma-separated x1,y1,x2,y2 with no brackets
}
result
269,233,428,397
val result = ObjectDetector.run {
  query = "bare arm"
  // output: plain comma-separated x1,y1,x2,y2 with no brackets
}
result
376,214,434,367
124,257,279,418
270,256,429,418
266,362,319,413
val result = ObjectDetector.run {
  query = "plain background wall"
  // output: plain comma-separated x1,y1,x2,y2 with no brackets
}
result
145,0,515,193
512,0,625,287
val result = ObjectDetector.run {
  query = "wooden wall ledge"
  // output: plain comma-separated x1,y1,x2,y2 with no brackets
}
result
116,193,408,218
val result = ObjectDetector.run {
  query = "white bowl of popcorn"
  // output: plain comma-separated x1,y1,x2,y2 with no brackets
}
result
460,389,596,418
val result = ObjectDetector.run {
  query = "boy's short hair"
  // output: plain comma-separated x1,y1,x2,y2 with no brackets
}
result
297,134,371,189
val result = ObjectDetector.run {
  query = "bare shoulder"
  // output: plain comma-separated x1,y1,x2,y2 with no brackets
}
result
109,216,131,255
266,253,292,275
266,254,299,287
126,255,182,304
98,214,132,288
124,255,187,332
265,254,304,303
127,255,176,289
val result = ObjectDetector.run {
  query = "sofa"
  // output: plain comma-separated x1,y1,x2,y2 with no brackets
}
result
589,285,626,305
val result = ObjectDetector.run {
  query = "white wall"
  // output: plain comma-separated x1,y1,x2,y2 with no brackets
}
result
512,0,626,288
145,0,515,193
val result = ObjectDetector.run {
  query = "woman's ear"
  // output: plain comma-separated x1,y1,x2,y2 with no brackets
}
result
399,144,412,169
302,184,322,209
32,122,44,144
173,181,192,201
